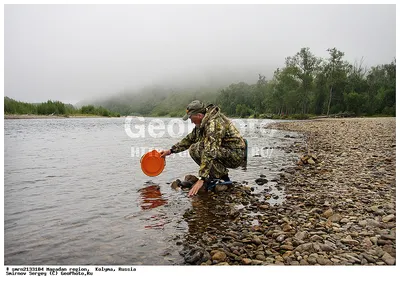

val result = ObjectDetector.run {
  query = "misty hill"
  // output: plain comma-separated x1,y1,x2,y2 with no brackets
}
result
79,85,221,117
75,67,270,117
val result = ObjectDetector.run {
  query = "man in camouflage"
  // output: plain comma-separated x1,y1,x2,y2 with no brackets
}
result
160,100,246,196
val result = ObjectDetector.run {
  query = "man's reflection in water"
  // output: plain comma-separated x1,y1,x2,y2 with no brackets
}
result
139,185,168,229
139,185,167,210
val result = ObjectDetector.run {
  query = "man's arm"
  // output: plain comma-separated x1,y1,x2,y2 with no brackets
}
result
170,127,198,154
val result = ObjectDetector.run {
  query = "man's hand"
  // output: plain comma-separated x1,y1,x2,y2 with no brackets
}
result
188,179,205,197
159,149,171,158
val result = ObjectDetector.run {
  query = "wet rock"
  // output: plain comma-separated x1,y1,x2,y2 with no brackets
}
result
180,181,194,188
184,175,199,183
171,179,182,189
255,178,268,185
183,248,204,265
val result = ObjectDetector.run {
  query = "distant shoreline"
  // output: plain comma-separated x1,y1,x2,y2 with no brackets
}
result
4,114,119,119
4,114,394,120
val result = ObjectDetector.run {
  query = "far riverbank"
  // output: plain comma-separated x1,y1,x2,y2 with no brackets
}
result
3,114,119,119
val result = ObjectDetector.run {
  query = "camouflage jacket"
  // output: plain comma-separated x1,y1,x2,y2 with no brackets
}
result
171,104,245,178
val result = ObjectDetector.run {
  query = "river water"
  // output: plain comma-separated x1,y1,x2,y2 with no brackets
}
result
4,117,301,265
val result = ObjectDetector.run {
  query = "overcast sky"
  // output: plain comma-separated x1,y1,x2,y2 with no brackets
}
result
4,4,396,104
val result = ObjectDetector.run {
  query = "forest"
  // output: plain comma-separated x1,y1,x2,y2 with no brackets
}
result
4,98,120,117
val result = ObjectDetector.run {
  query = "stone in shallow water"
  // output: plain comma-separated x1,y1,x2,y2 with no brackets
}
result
170,179,181,189
184,175,199,183
255,178,269,185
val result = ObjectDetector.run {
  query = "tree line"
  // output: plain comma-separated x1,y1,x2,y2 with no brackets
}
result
4,97,121,117
95,47,395,118
217,48,395,118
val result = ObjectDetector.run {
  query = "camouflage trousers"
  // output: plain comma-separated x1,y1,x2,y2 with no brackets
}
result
189,141,245,179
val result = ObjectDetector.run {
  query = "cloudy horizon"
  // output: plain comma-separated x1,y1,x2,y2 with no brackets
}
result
4,4,396,105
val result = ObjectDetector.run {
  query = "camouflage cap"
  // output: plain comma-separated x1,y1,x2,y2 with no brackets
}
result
182,100,205,120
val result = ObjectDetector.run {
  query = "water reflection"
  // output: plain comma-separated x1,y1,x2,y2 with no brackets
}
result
139,185,167,210
138,185,169,230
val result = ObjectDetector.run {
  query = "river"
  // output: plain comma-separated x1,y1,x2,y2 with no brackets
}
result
4,117,301,265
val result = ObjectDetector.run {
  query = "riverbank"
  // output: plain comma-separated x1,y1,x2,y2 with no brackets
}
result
179,117,396,265
3,114,119,119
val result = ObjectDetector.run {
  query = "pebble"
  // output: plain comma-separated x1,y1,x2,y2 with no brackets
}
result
242,258,252,265
211,251,227,262
381,252,395,265
382,214,395,222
